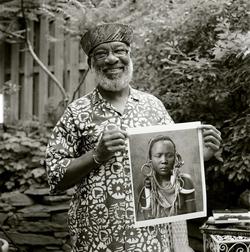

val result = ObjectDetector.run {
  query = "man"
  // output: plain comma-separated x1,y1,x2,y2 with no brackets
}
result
138,135,196,220
46,23,221,251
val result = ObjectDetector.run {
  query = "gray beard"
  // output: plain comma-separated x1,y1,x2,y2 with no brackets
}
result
91,60,133,92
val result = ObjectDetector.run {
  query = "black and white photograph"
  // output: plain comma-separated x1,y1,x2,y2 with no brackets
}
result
128,122,207,227
1,0,248,251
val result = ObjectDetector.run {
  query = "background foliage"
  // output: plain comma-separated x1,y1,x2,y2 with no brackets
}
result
0,123,49,192
0,0,249,210
129,0,250,210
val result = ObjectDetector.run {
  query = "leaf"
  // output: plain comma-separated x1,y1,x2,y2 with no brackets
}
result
16,162,27,171
198,76,204,82
237,173,244,181
5,181,15,190
228,171,236,180
1,153,12,160
31,168,46,178
0,167,5,175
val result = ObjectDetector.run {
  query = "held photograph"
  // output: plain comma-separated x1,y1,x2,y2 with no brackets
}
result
127,121,207,227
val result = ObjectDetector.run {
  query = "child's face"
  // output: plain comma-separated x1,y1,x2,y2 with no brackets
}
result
151,140,175,177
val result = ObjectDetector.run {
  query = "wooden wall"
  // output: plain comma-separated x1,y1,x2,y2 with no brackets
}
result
0,16,89,124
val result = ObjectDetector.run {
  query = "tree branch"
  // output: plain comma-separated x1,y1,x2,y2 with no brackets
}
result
26,39,69,104
21,0,69,105
71,68,89,103
0,28,25,39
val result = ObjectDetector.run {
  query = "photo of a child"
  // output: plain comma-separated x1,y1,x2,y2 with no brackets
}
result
127,122,206,227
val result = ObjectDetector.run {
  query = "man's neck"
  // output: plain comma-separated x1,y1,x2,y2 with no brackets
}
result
97,85,130,114
98,85,129,100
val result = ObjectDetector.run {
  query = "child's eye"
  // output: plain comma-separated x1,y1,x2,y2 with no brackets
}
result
153,154,161,158
166,154,174,158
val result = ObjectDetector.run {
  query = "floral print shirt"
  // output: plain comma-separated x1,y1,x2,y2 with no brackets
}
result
46,87,185,252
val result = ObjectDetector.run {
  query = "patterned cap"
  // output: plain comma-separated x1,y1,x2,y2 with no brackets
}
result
80,23,133,56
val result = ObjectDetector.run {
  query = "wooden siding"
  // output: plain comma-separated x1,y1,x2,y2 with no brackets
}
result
0,16,88,124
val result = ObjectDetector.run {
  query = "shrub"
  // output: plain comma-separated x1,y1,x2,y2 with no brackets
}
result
0,123,50,192
131,0,250,207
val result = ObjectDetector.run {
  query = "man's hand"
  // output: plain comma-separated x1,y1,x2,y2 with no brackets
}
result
200,124,222,161
94,124,128,163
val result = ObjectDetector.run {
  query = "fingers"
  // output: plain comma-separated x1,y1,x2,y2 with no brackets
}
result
105,144,126,152
199,124,222,150
199,124,221,140
104,138,127,152
203,135,221,150
200,124,223,161
104,123,127,137
102,130,127,141
204,142,220,151
95,127,128,162
102,130,127,151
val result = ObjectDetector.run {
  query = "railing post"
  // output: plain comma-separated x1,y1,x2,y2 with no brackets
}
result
69,22,80,101
53,16,64,102
39,15,49,122
21,20,34,120
9,43,20,123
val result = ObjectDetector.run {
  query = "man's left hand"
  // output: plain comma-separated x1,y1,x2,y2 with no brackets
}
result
200,124,222,161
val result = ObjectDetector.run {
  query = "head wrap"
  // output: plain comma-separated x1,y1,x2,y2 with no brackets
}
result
80,23,133,56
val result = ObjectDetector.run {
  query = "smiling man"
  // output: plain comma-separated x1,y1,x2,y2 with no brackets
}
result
46,23,222,252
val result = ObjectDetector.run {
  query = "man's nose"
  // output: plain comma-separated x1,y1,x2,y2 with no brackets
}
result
105,52,119,64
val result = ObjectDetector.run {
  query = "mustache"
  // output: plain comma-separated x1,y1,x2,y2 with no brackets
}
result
90,60,133,91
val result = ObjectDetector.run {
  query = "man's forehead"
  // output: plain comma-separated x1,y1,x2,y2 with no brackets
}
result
92,41,129,52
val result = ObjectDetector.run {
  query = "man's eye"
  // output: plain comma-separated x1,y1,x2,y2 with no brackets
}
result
94,52,107,59
114,49,127,55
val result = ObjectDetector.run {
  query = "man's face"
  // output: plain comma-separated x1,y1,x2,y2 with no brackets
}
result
150,140,175,177
90,41,133,91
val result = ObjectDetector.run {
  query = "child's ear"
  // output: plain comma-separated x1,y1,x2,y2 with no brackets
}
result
141,162,153,177
175,153,184,168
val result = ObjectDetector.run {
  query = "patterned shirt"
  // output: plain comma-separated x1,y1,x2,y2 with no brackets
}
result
46,87,187,252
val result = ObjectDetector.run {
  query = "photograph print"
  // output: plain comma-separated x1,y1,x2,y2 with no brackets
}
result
127,121,207,227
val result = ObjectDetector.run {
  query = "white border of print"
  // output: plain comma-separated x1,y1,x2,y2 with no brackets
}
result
127,121,207,228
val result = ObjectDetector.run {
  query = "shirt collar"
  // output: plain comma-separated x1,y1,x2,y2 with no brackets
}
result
91,86,140,105
92,88,104,105
129,87,140,101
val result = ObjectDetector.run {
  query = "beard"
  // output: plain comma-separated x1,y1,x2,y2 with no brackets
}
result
90,59,133,92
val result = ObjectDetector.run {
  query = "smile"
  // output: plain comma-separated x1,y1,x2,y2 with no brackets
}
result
104,67,124,74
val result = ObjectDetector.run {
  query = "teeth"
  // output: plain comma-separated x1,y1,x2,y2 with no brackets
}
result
107,69,122,73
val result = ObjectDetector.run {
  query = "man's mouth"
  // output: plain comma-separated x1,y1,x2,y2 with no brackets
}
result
104,67,124,74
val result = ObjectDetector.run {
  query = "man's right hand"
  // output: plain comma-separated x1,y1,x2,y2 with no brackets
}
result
94,124,128,163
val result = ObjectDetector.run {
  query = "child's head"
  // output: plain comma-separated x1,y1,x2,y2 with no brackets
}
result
148,136,176,177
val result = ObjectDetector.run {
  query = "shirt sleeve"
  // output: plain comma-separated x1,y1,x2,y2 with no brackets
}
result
156,98,174,125
45,106,80,194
